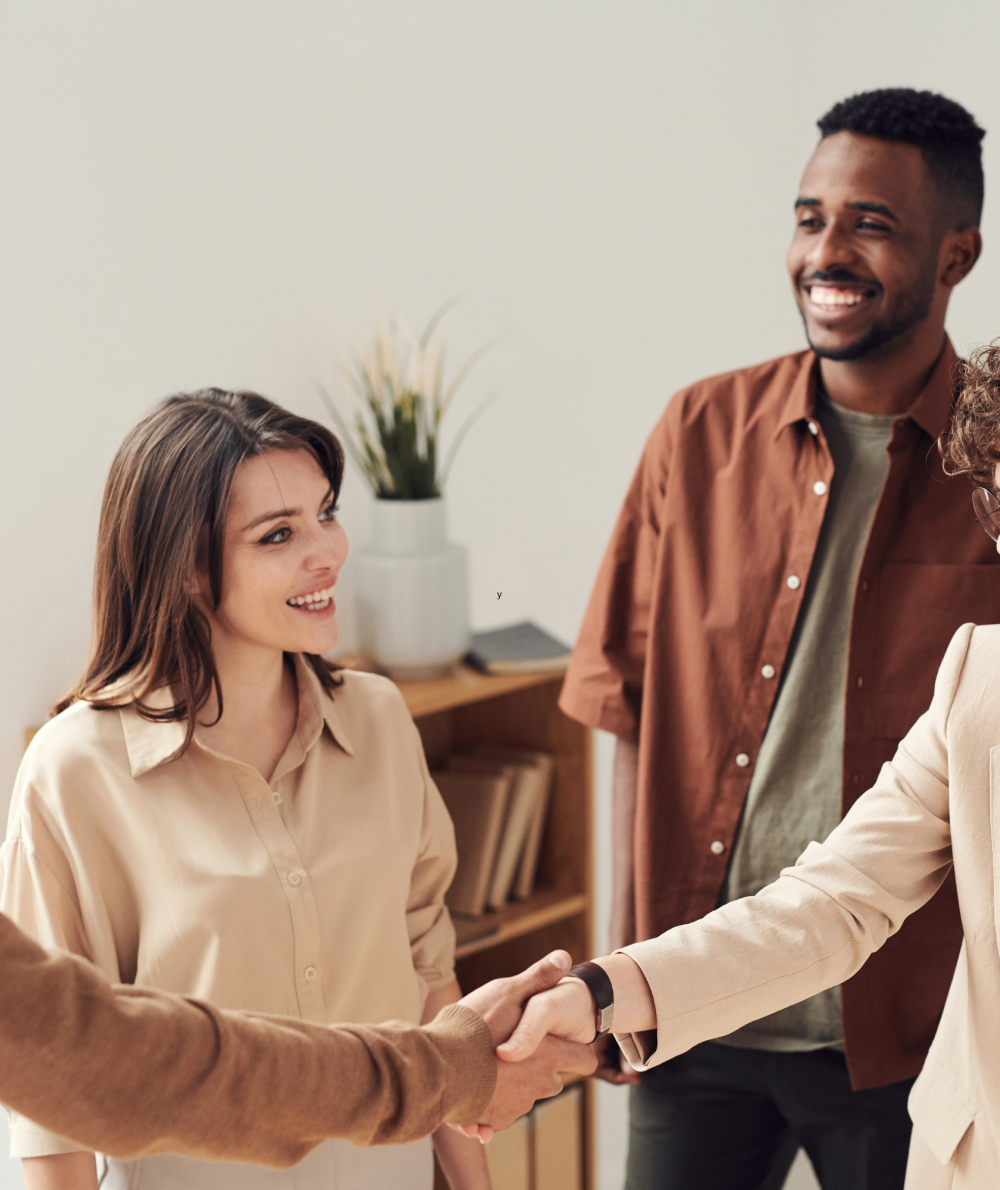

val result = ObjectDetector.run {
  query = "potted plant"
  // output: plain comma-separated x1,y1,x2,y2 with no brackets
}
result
318,308,493,678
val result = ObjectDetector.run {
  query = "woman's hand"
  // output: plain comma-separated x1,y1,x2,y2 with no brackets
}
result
498,953,657,1063
496,978,596,1060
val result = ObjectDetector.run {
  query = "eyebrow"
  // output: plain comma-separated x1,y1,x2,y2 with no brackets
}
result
241,487,335,534
244,507,298,533
794,196,899,222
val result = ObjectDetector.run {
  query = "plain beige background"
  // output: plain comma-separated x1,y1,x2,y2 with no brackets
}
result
3,3,1000,1187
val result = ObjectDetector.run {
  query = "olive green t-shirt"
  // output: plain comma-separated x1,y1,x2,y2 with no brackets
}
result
716,393,898,1052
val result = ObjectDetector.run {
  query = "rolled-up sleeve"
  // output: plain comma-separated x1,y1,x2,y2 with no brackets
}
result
559,403,675,742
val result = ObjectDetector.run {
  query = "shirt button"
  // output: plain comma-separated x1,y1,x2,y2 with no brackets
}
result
710,841,726,856
761,664,776,679
735,752,750,768
786,575,801,590
304,966,319,981
808,421,819,435
272,791,283,805
287,871,302,886
813,481,827,496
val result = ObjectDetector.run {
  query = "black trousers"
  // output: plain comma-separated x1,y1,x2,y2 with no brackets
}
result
624,1041,914,1190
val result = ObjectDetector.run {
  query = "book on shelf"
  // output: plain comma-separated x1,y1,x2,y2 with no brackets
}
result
471,745,555,902
447,756,538,911
436,747,556,918
466,621,571,675
432,770,510,919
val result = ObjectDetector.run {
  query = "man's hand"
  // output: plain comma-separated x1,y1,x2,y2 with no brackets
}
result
591,1031,641,1085
459,950,573,1048
454,1034,597,1142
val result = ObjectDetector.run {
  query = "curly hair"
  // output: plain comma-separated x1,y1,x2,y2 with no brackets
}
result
942,343,1000,488
818,88,985,229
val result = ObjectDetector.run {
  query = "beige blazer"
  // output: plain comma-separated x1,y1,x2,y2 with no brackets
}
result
617,622,999,1189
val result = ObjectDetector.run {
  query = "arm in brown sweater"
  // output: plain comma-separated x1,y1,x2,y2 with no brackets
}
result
0,912,495,1167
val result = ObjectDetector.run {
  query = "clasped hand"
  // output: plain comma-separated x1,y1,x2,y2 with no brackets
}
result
451,952,602,1143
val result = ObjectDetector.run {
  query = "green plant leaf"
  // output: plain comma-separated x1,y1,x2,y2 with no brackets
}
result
316,311,496,499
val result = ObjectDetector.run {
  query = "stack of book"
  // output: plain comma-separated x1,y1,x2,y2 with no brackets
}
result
432,745,556,919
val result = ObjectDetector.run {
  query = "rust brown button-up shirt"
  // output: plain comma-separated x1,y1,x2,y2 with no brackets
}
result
561,340,1000,1089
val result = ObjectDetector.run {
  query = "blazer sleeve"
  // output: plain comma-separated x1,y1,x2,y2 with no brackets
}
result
0,912,496,1165
615,622,970,1069
405,719,458,995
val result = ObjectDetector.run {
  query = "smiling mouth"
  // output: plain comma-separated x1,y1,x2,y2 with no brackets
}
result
287,583,336,612
805,284,876,310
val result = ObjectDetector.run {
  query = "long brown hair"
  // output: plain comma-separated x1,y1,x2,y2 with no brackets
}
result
57,389,345,752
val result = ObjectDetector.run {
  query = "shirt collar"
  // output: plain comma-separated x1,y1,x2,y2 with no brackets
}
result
120,656,354,779
291,654,355,758
774,352,821,439
907,337,962,441
775,338,961,442
119,687,190,778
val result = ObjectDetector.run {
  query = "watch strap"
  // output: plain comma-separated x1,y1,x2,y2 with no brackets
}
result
567,961,614,1039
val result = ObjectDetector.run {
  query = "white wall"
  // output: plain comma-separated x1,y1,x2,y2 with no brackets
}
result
3,4,1000,1188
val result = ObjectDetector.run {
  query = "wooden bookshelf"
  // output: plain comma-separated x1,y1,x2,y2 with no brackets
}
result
393,664,595,1190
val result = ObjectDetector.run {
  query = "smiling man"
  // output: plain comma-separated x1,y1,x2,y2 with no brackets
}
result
561,90,996,1189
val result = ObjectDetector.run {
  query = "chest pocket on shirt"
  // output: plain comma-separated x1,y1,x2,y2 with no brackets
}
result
875,561,1000,741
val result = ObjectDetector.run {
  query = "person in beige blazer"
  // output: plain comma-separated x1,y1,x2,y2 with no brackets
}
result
489,345,1000,1190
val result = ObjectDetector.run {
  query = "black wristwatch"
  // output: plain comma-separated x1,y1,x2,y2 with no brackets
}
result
567,961,615,1042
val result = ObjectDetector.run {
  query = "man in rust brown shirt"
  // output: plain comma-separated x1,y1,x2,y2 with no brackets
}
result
561,89,995,1190
0,914,594,1168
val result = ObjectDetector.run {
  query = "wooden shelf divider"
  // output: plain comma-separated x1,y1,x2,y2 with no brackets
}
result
454,889,589,959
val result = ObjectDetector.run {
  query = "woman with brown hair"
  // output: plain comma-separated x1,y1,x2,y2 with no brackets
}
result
1,390,491,1190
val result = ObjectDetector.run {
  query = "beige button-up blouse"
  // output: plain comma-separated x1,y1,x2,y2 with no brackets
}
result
1,658,458,1157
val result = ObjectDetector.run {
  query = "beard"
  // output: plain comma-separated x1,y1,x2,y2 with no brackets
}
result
799,262,938,362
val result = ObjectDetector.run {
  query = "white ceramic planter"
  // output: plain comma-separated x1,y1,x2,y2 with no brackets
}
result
354,497,470,680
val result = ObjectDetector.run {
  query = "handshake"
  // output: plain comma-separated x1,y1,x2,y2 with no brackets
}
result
449,949,652,1142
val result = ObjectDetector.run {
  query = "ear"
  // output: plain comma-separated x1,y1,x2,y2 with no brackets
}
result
186,524,212,604
186,567,209,602
940,226,982,289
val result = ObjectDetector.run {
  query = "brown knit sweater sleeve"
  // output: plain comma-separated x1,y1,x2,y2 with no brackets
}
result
0,913,496,1166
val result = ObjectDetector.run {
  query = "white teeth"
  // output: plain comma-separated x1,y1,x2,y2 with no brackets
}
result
287,585,335,608
810,288,867,307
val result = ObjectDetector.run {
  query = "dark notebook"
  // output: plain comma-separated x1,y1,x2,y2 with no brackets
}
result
466,621,571,675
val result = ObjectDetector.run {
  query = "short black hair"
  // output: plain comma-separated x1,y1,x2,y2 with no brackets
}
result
817,88,985,228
